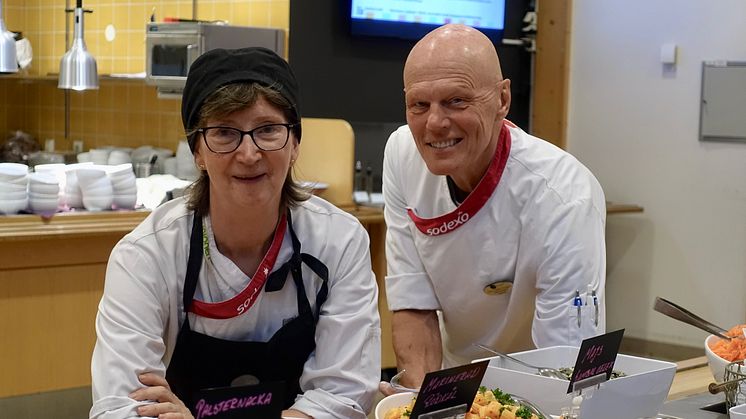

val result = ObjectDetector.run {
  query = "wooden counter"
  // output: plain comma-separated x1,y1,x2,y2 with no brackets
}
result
668,356,713,401
0,200,644,397
0,206,391,398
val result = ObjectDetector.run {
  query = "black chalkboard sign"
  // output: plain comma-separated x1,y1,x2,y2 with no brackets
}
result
409,360,490,418
566,329,625,394
192,381,284,419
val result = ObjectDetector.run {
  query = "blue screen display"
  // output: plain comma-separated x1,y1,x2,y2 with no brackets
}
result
350,0,506,42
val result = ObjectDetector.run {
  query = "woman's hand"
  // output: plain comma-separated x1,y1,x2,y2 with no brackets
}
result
281,409,313,418
129,373,194,419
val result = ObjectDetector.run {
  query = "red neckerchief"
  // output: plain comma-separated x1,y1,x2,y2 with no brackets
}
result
191,212,288,319
407,121,512,236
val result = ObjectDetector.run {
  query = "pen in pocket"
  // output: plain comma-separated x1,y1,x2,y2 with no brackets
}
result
592,289,598,327
573,290,582,328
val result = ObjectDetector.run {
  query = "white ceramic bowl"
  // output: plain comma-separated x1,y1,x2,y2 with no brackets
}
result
28,182,60,195
112,194,137,210
112,184,137,195
0,180,27,192
76,152,91,163
375,392,417,419
0,190,28,200
106,163,134,175
705,334,737,382
29,197,59,214
83,194,113,211
0,162,29,177
64,192,83,209
0,197,28,214
107,150,132,165
80,182,114,196
75,167,108,184
731,403,746,417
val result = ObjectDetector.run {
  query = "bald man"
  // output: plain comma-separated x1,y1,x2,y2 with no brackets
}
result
381,24,607,391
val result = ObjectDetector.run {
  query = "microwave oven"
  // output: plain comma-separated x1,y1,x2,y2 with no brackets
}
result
145,22,285,96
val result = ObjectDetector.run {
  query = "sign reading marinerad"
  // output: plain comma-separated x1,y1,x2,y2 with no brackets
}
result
409,360,490,419
566,329,625,394
192,381,284,419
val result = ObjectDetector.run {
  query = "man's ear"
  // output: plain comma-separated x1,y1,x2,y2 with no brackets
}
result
497,78,512,119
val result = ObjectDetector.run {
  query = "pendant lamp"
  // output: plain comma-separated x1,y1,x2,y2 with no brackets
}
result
58,0,98,90
0,0,18,73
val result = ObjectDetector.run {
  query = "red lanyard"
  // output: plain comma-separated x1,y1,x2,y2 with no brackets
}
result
407,122,512,236
191,212,287,319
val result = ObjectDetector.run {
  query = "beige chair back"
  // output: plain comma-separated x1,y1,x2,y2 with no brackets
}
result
294,118,354,207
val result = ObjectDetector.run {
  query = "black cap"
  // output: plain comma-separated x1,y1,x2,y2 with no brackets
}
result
181,47,301,152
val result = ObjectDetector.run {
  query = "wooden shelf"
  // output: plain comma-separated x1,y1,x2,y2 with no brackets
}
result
1,73,147,84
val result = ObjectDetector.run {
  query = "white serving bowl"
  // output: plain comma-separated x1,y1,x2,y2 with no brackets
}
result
375,392,417,419
705,334,738,382
0,197,28,214
479,345,676,419
731,403,746,417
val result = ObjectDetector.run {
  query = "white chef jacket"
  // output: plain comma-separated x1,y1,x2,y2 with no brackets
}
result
383,123,606,367
90,195,381,419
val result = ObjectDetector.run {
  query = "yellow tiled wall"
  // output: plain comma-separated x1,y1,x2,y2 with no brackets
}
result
1,0,289,153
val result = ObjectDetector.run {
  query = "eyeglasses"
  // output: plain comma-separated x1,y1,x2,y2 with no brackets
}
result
197,123,298,153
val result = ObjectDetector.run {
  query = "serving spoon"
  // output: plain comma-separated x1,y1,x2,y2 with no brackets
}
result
475,343,568,380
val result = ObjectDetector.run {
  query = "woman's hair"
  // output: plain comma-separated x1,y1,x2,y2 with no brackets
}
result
185,83,309,216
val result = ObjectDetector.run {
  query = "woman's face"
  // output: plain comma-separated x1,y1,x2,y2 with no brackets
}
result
194,96,299,213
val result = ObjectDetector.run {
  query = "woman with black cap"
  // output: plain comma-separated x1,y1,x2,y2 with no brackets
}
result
90,47,381,419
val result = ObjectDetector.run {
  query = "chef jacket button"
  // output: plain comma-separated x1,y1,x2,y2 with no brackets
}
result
484,281,512,295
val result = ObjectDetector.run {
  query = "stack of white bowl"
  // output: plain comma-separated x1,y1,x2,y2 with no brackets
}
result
0,163,29,215
75,166,113,211
34,163,67,208
63,162,94,209
28,172,61,215
106,163,137,209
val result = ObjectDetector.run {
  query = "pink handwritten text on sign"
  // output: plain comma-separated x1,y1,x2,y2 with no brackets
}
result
195,392,273,419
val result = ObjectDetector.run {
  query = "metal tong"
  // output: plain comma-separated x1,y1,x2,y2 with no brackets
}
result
653,296,732,340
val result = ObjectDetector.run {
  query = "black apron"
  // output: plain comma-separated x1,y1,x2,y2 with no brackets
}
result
165,211,329,412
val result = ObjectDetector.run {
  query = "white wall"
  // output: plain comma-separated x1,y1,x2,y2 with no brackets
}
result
566,0,746,349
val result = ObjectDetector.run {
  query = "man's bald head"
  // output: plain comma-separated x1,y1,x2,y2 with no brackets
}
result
400,24,511,192
404,24,503,89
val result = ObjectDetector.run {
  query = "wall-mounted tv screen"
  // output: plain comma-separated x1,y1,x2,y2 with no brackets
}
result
349,0,506,43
